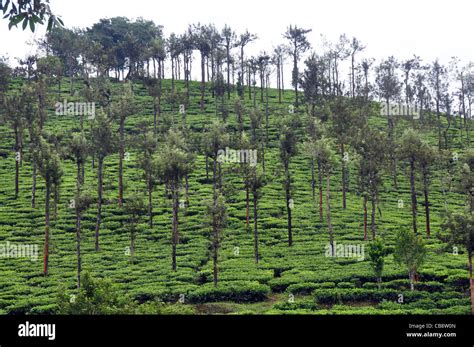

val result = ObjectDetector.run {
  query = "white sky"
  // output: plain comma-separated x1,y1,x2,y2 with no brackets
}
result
0,0,472,85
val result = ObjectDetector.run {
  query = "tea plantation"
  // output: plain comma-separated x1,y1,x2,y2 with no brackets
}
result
0,78,471,315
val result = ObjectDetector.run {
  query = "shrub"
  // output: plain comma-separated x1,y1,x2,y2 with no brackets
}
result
285,282,335,295
57,272,135,314
135,301,196,314
187,281,270,303
445,273,469,289
273,298,319,311
314,288,403,305
336,282,355,289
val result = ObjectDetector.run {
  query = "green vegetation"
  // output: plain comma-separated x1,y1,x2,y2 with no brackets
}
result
0,18,472,315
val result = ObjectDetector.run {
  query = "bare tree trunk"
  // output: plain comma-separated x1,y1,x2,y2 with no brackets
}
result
292,45,298,106
363,195,368,241
468,251,474,314
43,182,51,275
326,172,334,256
200,51,206,111
153,97,157,136
277,57,282,103
240,46,245,100
226,44,231,99
318,160,323,221
253,189,259,263
76,213,81,288
422,170,430,237
212,235,218,286
172,181,179,271
14,129,20,199
341,143,347,209
281,60,284,94
311,158,315,201
53,184,59,220
171,57,175,95
246,185,250,228
148,177,153,228
95,158,104,251
285,167,293,246
387,99,398,190
130,226,136,262
118,117,125,207
409,160,418,233
76,162,82,192
31,160,37,208
351,53,355,98
371,191,376,240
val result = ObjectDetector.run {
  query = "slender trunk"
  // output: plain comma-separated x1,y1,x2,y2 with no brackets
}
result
422,170,430,237
278,57,282,103
247,64,251,100
363,195,368,241
43,182,51,275
318,160,323,221
185,175,189,207
341,143,347,209
245,185,250,228
76,162,82,192
118,117,125,207
371,191,376,240
436,97,441,150
53,184,59,220
130,226,136,262
409,159,418,233
171,57,175,94
227,44,231,99
213,234,218,286
387,99,398,190
200,51,205,111
31,160,37,208
253,190,259,263
351,53,355,98
76,213,81,288
153,97,157,136
148,177,153,228
468,251,474,314
14,129,20,199
293,46,298,106
172,181,179,271
285,166,293,246
240,46,245,100
70,76,74,95
326,172,334,256
311,158,315,200
281,61,284,94
95,157,104,251
212,159,219,285
81,162,85,188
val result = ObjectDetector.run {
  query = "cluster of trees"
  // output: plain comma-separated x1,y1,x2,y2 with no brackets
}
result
0,14,473,313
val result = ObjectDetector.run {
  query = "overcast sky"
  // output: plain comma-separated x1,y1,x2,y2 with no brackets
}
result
0,0,472,83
